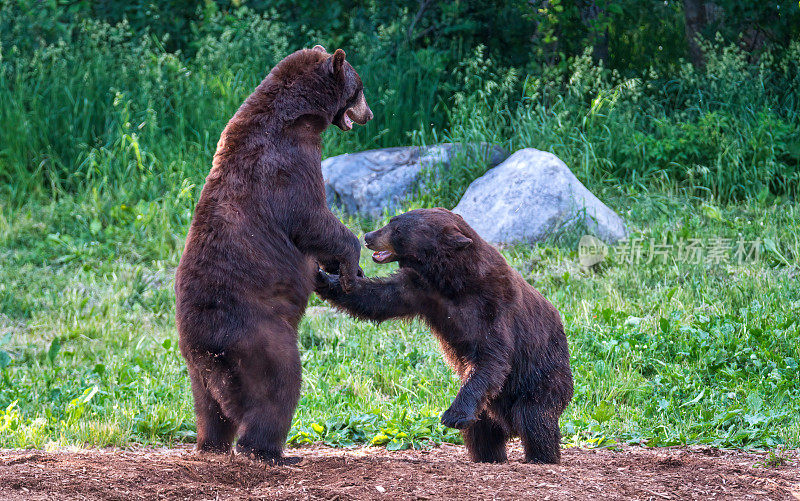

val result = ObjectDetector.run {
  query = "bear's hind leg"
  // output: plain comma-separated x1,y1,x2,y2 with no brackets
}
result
232,321,302,464
462,412,507,463
188,366,237,454
514,402,562,464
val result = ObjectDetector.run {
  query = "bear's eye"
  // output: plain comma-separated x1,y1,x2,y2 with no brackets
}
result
391,226,404,244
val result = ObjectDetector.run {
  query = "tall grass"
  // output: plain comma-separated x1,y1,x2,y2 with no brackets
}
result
0,9,448,208
2,7,797,211
420,44,800,208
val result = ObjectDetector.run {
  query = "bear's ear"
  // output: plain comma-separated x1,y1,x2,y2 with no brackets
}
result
443,227,472,250
312,44,327,53
332,49,346,77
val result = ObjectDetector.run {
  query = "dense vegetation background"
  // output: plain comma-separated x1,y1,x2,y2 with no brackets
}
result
2,0,799,206
0,1,798,454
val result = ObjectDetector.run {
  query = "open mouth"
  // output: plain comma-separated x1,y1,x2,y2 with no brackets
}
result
371,250,396,264
337,109,355,131
343,110,354,130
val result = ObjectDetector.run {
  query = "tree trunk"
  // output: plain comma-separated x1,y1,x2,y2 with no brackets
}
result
684,1,723,67
684,0,707,66
580,0,609,64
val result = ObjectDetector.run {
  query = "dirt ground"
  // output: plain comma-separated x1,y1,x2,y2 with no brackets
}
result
0,443,797,500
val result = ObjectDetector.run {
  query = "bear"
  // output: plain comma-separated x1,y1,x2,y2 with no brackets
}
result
174,45,372,463
315,208,574,464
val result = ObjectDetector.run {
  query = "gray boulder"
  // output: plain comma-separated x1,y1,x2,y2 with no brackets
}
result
322,143,507,218
453,148,627,244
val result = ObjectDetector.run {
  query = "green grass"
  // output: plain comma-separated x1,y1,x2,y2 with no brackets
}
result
1,189,798,451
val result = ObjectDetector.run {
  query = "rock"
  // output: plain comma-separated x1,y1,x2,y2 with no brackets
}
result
453,148,627,244
322,143,508,218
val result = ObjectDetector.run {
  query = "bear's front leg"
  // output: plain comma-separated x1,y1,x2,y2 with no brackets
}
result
292,204,363,292
440,346,512,430
315,269,422,322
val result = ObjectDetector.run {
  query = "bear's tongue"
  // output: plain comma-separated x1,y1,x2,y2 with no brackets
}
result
372,250,393,263
343,112,353,130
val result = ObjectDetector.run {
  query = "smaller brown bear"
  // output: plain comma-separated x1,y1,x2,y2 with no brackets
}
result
315,208,573,463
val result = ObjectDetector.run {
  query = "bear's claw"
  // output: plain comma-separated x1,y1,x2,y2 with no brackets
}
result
440,407,478,429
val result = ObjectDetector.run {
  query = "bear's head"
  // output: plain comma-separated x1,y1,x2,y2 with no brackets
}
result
309,45,372,131
263,45,373,131
311,46,373,131
364,208,474,266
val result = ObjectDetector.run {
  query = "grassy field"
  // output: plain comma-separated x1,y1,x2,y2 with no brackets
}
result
1,188,798,452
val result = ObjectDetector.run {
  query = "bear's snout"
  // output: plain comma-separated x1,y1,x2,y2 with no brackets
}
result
364,231,376,248
350,92,373,125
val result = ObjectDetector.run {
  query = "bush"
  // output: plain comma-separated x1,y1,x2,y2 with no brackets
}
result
438,42,799,204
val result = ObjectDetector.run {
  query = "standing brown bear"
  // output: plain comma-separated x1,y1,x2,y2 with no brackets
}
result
315,208,574,464
175,45,372,463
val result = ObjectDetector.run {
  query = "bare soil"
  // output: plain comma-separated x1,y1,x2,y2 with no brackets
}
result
0,443,797,500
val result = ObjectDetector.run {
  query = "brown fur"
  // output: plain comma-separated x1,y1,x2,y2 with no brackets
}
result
175,46,372,462
316,208,574,464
